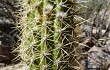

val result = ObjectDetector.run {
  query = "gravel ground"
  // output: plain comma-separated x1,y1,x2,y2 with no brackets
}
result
0,62,29,70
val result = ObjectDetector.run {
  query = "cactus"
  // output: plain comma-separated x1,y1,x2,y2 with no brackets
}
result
18,0,85,70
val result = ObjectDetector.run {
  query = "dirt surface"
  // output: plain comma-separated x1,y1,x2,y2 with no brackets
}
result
0,62,29,70
0,0,21,65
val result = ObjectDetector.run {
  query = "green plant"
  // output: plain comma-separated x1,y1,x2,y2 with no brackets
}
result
18,0,85,70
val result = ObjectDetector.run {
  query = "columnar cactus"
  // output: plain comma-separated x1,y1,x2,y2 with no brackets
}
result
19,0,84,70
